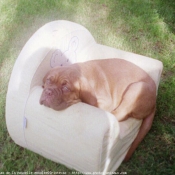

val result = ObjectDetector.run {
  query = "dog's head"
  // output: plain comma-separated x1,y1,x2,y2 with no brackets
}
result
40,65,98,111
40,66,81,110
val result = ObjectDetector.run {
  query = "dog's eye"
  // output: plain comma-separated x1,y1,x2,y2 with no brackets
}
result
61,80,71,93
61,85,70,93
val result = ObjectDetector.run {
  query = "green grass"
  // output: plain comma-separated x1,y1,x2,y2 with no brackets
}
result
0,0,175,174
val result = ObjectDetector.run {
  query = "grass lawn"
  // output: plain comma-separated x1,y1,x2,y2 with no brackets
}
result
0,0,175,174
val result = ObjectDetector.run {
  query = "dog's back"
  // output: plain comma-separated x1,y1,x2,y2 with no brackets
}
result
75,58,156,112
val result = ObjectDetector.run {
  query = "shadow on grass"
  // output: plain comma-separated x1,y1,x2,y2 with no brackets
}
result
156,0,175,34
106,0,175,58
0,0,80,69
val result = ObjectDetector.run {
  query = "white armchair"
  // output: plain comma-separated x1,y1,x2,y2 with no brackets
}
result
6,20,163,174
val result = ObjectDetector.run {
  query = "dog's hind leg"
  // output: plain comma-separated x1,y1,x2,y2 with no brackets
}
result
111,81,156,161
123,107,156,161
111,81,156,121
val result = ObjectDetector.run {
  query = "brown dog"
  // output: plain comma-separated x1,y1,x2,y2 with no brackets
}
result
40,58,156,161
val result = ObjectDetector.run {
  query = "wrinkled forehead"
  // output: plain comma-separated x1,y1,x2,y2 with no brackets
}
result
43,67,69,84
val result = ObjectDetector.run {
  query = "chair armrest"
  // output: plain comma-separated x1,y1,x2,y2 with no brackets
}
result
25,87,120,172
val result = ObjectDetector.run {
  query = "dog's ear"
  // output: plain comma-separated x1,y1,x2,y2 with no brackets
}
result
79,77,97,107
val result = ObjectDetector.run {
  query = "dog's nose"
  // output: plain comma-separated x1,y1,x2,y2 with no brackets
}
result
46,89,53,96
